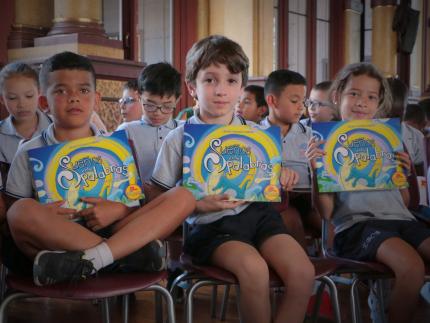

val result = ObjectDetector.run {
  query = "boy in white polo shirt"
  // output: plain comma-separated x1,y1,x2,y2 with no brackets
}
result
118,62,181,182
4,51,195,286
261,69,320,249
151,35,314,323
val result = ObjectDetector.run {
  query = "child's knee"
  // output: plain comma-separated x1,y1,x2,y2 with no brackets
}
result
171,187,196,209
7,198,42,230
236,255,269,286
287,258,315,287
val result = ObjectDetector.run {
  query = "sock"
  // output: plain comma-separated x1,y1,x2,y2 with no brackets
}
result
82,242,114,273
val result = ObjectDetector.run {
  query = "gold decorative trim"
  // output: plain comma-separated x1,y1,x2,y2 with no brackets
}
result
53,17,102,24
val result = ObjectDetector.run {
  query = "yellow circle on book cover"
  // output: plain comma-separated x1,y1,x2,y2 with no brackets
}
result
264,184,280,201
392,171,407,187
125,184,143,200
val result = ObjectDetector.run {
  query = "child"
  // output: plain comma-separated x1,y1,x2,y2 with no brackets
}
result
4,51,195,286
307,62,430,323
118,62,181,182
235,84,268,122
0,62,52,181
404,103,427,133
262,69,320,249
0,174,5,223
117,79,143,127
300,81,338,127
151,35,314,323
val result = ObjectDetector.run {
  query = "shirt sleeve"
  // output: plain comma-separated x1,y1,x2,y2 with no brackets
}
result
5,146,34,199
151,128,183,190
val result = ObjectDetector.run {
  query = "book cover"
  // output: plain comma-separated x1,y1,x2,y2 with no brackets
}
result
28,130,144,211
182,124,282,202
311,118,408,192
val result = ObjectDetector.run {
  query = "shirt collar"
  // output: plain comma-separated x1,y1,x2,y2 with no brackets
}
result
0,109,52,137
141,116,177,129
188,108,244,125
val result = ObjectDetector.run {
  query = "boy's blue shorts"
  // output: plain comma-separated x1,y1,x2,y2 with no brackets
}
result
333,219,430,261
184,202,289,265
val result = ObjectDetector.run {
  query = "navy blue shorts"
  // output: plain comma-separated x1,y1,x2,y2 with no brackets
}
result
184,202,289,265
334,219,430,261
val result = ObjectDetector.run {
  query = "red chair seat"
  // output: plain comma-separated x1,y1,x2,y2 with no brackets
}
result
6,271,168,300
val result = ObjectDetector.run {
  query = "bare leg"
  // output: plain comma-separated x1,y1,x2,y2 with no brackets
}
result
106,187,195,259
416,237,430,263
260,234,314,323
376,237,425,323
211,241,271,323
279,206,307,250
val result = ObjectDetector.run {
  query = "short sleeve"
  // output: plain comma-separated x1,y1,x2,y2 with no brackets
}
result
5,146,34,199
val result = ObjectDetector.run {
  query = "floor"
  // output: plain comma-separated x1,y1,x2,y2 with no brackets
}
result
2,279,430,323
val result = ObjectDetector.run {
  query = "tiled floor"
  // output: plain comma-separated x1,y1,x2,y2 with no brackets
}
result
2,280,430,322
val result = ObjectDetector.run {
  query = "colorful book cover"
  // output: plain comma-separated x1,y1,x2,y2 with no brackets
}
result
182,124,282,202
28,130,144,211
311,118,408,193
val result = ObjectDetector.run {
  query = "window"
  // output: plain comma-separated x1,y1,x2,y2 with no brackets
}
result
288,0,307,76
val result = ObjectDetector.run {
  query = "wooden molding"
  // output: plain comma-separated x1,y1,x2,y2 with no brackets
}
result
277,0,288,69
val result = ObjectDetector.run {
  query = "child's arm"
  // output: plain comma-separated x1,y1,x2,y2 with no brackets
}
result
306,136,335,220
397,151,412,207
195,194,245,213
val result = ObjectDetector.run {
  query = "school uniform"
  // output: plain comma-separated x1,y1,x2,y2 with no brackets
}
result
402,122,425,165
151,110,288,264
118,117,180,181
0,109,52,165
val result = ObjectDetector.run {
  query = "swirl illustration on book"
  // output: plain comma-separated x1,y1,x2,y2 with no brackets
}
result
311,118,408,192
182,124,282,202
28,130,144,211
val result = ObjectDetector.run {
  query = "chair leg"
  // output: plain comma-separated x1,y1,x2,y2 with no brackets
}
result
350,278,361,323
154,290,163,323
146,284,176,323
234,285,243,323
210,285,218,318
310,280,326,323
0,293,32,323
220,285,231,321
320,275,342,323
375,279,388,323
101,298,111,323
122,294,129,323
0,266,8,302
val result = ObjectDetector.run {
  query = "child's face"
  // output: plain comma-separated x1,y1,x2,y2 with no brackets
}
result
119,88,143,122
0,75,39,122
235,91,264,122
187,63,243,121
308,89,335,122
271,84,306,124
42,69,96,130
140,91,177,126
338,74,381,121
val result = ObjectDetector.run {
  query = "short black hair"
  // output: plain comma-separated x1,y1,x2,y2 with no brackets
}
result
39,51,96,94
138,62,181,98
419,98,430,119
312,80,332,92
404,103,426,124
386,77,409,119
264,69,307,97
123,79,139,93
244,85,266,107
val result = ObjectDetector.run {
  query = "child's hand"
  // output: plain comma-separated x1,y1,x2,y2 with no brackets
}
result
396,151,412,176
195,194,245,213
45,200,76,220
280,167,299,191
76,197,131,231
305,136,326,170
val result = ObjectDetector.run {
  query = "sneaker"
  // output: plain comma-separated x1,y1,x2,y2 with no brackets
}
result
118,240,166,272
33,250,95,286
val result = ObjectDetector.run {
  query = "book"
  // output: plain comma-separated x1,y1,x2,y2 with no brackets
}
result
182,124,282,202
28,130,144,211
311,118,408,192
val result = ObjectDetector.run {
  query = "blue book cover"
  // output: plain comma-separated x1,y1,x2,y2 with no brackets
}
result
311,118,408,192
28,130,144,211
182,124,282,202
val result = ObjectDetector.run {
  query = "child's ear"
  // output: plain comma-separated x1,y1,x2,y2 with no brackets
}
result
265,94,277,109
258,106,268,117
331,91,339,106
38,95,49,113
186,82,197,100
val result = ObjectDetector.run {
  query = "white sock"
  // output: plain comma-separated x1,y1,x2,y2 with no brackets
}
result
82,242,114,273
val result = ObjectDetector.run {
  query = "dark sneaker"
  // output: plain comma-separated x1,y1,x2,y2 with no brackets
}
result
33,250,95,286
118,240,166,272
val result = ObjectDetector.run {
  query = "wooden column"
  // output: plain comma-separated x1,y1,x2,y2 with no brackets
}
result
371,0,397,77
7,0,54,49
423,0,430,97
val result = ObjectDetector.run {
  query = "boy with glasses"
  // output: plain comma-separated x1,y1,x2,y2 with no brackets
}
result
118,62,181,182
301,81,338,127
117,79,143,126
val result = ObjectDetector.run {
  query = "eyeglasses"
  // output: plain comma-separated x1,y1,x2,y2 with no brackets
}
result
304,99,334,110
141,99,178,114
118,97,138,105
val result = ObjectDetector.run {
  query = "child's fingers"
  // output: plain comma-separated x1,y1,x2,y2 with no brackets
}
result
80,197,103,205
